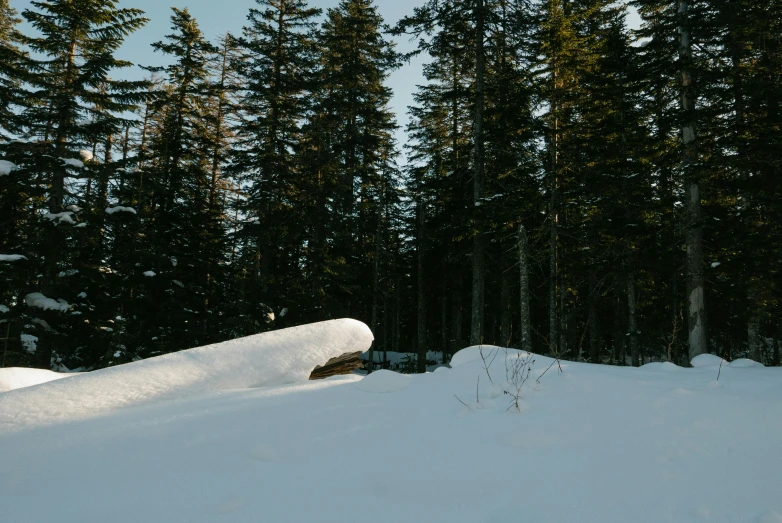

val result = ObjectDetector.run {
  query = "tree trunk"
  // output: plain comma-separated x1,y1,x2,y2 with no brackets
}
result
559,284,567,357
518,224,532,352
452,270,463,354
500,270,511,347
589,271,599,363
367,188,385,374
417,201,427,373
614,291,625,365
679,0,707,360
470,0,486,346
627,269,639,367
441,280,448,362
747,286,762,363
393,275,401,355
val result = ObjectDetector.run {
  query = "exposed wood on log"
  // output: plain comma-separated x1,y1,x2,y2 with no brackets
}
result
309,351,363,380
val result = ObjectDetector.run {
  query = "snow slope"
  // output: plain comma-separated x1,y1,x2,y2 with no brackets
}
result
0,368,73,393
1,329,781,523
0,318,372,432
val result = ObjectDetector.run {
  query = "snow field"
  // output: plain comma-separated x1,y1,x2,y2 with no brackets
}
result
0,368,73,393
0,322,780,523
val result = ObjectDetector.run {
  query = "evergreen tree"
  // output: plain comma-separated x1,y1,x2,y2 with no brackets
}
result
230,0,322,334
132,8,225,356
2,0,148,369
301,0,399,328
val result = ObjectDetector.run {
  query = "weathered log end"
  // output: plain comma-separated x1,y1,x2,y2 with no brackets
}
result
309,351,364,380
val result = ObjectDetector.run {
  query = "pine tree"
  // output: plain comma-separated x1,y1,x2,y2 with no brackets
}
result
230,0,322,334
3,0,149,369
133,8,225,356
302,0,399,329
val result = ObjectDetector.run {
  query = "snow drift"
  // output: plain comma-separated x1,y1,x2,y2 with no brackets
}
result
0,368,73,393
0,318,373,432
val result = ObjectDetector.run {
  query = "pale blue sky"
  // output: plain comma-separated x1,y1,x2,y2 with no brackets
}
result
11,0,640,151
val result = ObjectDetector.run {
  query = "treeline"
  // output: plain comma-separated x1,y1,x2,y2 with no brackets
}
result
0,0,780,372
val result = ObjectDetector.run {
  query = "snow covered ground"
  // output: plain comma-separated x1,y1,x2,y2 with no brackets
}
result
1,320,781,523
0,367,73,393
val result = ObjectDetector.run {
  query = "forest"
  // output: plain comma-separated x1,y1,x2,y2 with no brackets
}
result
0,0,780,372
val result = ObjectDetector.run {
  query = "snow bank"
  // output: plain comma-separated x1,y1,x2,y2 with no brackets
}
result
639,361,682,371
0,159,17,175
691,353,728,367
0,318,373,432
728,358,764,368
0,368,73,393
106,206,137,215
62,158,84,168
450,345,487,366
354,369,411,393
24,292,71,312
43,211,75,224
0,254,27,262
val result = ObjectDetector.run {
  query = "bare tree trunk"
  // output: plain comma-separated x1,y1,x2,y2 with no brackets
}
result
441,289,448,363
628,269,640,367
470,0,486,346
773,325,780,366
393,275,401,355
678,0,708,360
747,286,762,363
548,97,559,356
589,271,599,363
559,284,567,357
518,224,531,352
452,271,463,354
614,291,625,365
367,188,385,374
417,202,427,373
500,270,511,347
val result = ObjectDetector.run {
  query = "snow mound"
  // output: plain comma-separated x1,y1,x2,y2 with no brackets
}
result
691,354,728,368
62,158,84,168
24,292,71,312
0,159,17,175
106,206,137,215
0,368,73,393
0,318,373,432
450,346,486,367
354,370,411,393
728,358,764,368
43,211,75,224
0,254,27,262
639,361,682,371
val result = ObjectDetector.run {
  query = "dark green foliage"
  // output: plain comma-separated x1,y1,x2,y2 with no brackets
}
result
1,0,781,372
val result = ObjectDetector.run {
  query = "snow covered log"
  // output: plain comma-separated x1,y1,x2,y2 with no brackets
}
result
0,318,373,433
309,351,363,380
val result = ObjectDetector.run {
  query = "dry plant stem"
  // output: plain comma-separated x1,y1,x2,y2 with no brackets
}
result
665,309,683,363
454,394,469,408
479,344,498,385
502,348,535,411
